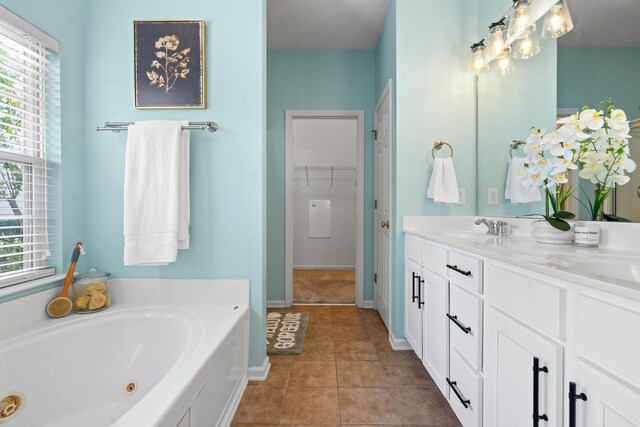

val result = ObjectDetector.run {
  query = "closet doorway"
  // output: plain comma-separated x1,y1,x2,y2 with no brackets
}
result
285,110,364,305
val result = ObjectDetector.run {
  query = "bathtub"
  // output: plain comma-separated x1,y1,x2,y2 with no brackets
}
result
0,279,250,427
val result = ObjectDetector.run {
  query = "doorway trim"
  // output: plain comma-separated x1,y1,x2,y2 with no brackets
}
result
285,110,365,307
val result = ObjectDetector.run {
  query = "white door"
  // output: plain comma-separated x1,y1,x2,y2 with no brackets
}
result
573,360,640,427
374,81,392,328
484,307,564,427
404,257,423,357
422,268,449,396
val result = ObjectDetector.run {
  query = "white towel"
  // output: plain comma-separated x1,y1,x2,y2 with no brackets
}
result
427,157,460,204
505,157,541,204
123,121,190,265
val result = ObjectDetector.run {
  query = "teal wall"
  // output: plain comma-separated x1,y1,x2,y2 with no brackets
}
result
0,0,86,299
375,0,396,98
392,0,477,338
558,48,640,119
476,0,556,218
558,47,640,220
266,50,376,302
1,0,267,369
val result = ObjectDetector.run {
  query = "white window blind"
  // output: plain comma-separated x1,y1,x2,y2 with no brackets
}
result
0,11,60,287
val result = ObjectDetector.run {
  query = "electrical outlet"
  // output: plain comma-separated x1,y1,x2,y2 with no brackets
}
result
488,188,499,205
458,188,466,205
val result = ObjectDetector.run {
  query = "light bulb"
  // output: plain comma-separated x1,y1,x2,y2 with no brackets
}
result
512,29,540,59
495,47,515,75
470,43,489,75
542,0,574,38
487,21,507,59
507,0,535,39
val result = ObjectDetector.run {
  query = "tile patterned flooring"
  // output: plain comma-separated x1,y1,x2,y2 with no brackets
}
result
232,305,461,426
293,269,356,304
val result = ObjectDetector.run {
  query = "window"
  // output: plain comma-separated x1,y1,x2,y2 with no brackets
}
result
0,8,60,287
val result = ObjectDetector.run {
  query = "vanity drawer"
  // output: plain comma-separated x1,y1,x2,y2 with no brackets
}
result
486,264,565,340
405,235,422,263
449,283,482,371
421,240,448,276
447,251,483,294
576,294,640,387
448,349,482,427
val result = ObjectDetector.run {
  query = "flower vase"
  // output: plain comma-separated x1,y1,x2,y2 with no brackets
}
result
531,220,574,244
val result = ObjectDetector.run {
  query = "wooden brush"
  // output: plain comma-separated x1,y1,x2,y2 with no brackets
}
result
46,242,84,318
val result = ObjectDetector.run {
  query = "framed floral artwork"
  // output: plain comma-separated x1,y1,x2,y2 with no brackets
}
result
133,20,205,109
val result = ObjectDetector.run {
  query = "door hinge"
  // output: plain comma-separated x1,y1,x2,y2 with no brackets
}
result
371,129,377,140
374,273,377,283
374,199,378,209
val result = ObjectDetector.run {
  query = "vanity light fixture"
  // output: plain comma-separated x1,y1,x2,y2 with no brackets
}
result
512,27,541,59
470,42,490,75
542,0,573,38
487,19,507,58
507,0,535,40
496,47,515,75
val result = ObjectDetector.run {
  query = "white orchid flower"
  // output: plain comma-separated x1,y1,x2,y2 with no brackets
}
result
557,113,579,125
607,109,628,131
579,109,604,130
615,156,636,173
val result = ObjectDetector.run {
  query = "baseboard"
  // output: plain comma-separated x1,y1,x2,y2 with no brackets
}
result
388,330,412,351
218,374,248,426
248,356,271,381
362,300,374,309
267,300,288,308
292,265,356,270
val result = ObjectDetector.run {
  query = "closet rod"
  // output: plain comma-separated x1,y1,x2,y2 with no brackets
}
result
95,121,219,133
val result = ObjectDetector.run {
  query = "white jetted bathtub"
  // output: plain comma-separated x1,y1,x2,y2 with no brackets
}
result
0,279,250,427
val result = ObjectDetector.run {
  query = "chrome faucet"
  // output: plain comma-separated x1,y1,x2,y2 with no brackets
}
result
475,218,510,236
475,218,497,235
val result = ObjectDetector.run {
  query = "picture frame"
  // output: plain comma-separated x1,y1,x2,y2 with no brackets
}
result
133,20,205,109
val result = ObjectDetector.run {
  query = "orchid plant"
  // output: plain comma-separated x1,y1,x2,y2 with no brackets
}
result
518,127,578,231
558,99,636,221
518,99,636,228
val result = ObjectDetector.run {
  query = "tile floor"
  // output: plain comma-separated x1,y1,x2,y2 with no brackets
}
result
293,269,356,304
232,305,461,426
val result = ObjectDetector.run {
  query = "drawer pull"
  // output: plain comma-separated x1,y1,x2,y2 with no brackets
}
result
568,382,587,427
417,276,425,308
446,264,472,277
533,357,549,426
447,313,471,333
411,272,419,303
446,377,471,408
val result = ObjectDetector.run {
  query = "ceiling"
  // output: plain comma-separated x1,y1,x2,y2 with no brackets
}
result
267,0,389,50
559,0,640,48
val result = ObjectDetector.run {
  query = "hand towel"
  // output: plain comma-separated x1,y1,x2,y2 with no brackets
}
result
124,121,190,265
427,157,460,204
505,157,541,204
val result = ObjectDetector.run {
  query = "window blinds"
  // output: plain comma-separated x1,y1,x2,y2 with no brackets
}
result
0,13,60,287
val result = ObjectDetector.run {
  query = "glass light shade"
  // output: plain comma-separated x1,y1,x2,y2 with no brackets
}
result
542,0,574,38
507,0,535,40
512,29,540,59
495,48,515,75
487,23,507,59
470,44,489,75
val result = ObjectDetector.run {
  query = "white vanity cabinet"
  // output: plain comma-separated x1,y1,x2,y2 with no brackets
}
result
404,256,423,357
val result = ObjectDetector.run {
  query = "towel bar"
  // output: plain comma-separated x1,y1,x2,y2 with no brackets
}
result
432,140,453,159
96,121,218,133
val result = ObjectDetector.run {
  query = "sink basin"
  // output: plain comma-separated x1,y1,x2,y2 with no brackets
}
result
548,254,640,283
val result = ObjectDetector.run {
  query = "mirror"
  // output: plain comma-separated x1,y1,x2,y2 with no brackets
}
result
477,0,640,222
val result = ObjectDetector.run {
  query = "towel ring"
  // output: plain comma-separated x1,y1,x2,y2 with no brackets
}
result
509,140,525,159
432,140,453,159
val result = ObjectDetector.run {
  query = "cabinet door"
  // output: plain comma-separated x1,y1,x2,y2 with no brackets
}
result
422,268,449,396
572,361,640,427
484,307,563,427
405,257,423,357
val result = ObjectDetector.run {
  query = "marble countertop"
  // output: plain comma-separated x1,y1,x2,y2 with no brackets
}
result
403,216,640,301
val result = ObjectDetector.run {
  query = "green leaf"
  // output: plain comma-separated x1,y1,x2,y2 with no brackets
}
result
603,213,632,222
544,216,571,231
552,210,575,220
